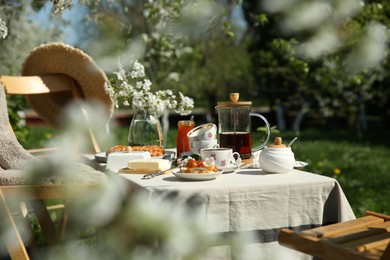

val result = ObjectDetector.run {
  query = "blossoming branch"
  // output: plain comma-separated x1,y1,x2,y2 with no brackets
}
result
104,60,194,117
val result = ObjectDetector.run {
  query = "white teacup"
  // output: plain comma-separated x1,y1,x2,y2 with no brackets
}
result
187,128,200,141
189,139,218,154
187,123,217,141
200,148,241,168
197,123,217,140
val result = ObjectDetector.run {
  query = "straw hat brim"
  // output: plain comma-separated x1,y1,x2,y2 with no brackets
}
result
21,42,114,128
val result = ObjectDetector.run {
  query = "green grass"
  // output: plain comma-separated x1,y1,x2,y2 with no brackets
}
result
292,139,390,217
23,125,390,218
271,128,390,218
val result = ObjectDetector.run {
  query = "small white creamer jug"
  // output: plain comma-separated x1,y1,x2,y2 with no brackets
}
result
259,137,295,173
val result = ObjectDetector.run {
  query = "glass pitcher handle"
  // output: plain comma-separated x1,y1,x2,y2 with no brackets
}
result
250,112,270,152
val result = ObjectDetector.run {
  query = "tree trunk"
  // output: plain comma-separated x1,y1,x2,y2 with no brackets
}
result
161,110,169,146
355,102,367,139
292,99,310,135
275,100,286,131
206,90,218,123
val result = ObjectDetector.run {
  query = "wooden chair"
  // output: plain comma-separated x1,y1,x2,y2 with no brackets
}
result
0,173,106,260
0,74,102,154
278,210,390,260
0,76,108,259
0,41,115,258
0,183,104,259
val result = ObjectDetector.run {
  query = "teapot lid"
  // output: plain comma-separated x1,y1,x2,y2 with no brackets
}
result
217,93,252,107
267,137,287,148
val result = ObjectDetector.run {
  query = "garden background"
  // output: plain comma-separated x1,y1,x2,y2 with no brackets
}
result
1,0,389,219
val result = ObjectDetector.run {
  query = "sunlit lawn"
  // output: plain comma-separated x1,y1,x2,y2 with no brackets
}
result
24,125,390,218
276,128,390,218
291,135,390,217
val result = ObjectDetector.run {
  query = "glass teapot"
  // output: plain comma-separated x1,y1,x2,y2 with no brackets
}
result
216,93,270,159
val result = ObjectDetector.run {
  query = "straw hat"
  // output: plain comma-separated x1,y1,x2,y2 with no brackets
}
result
21,42,114,128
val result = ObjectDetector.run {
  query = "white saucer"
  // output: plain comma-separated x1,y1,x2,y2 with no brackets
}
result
218,164,239,173
294,161,309,168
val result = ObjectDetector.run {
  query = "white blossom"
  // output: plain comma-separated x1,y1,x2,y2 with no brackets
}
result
130,60,146,78
0,17,8,39
114,65,127,81
167,72,180,82
105,59,194,117
143,79,152,88
175,92,194,115
51,0,73,14
344,22,389,73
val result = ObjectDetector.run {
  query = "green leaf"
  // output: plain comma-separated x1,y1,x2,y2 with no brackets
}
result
257,14,268,26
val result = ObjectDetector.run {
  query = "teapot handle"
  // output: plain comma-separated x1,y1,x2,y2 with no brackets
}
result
250,112,270,153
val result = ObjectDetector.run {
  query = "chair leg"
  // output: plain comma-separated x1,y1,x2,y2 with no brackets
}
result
18,202,39,252
29,200,60,245
59,207,69,239
12,201,68,250
382,242,390,260
0,190,30,260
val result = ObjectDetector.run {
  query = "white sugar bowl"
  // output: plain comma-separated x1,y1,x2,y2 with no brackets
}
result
259,137,295,173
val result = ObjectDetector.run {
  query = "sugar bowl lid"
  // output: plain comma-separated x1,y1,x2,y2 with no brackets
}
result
267,137,287,148
217,93,252,107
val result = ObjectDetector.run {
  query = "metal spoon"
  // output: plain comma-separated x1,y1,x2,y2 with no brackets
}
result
287,137,298,147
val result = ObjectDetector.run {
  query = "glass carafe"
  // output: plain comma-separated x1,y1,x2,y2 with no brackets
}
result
216,93,270,159
128,109,163,147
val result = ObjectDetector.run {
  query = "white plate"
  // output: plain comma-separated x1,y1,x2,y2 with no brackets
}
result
94,150,176,163
173,170,223,181
218,164,239,173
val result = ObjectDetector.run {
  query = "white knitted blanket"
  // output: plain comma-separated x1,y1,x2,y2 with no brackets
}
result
0,86,35,170
0,86,107,185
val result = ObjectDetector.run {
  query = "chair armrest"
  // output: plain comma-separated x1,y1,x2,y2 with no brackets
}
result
28,147,60,157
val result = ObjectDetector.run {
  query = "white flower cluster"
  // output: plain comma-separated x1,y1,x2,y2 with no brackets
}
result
51,0,73,14
104,60,194,117
0,17,8,39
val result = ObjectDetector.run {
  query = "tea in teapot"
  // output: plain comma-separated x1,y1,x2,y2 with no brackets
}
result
216,93,270,159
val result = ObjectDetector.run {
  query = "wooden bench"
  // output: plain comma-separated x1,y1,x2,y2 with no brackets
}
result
279,210,390,260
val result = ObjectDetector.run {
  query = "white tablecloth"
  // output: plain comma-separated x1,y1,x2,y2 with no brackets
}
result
118,168,355,259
